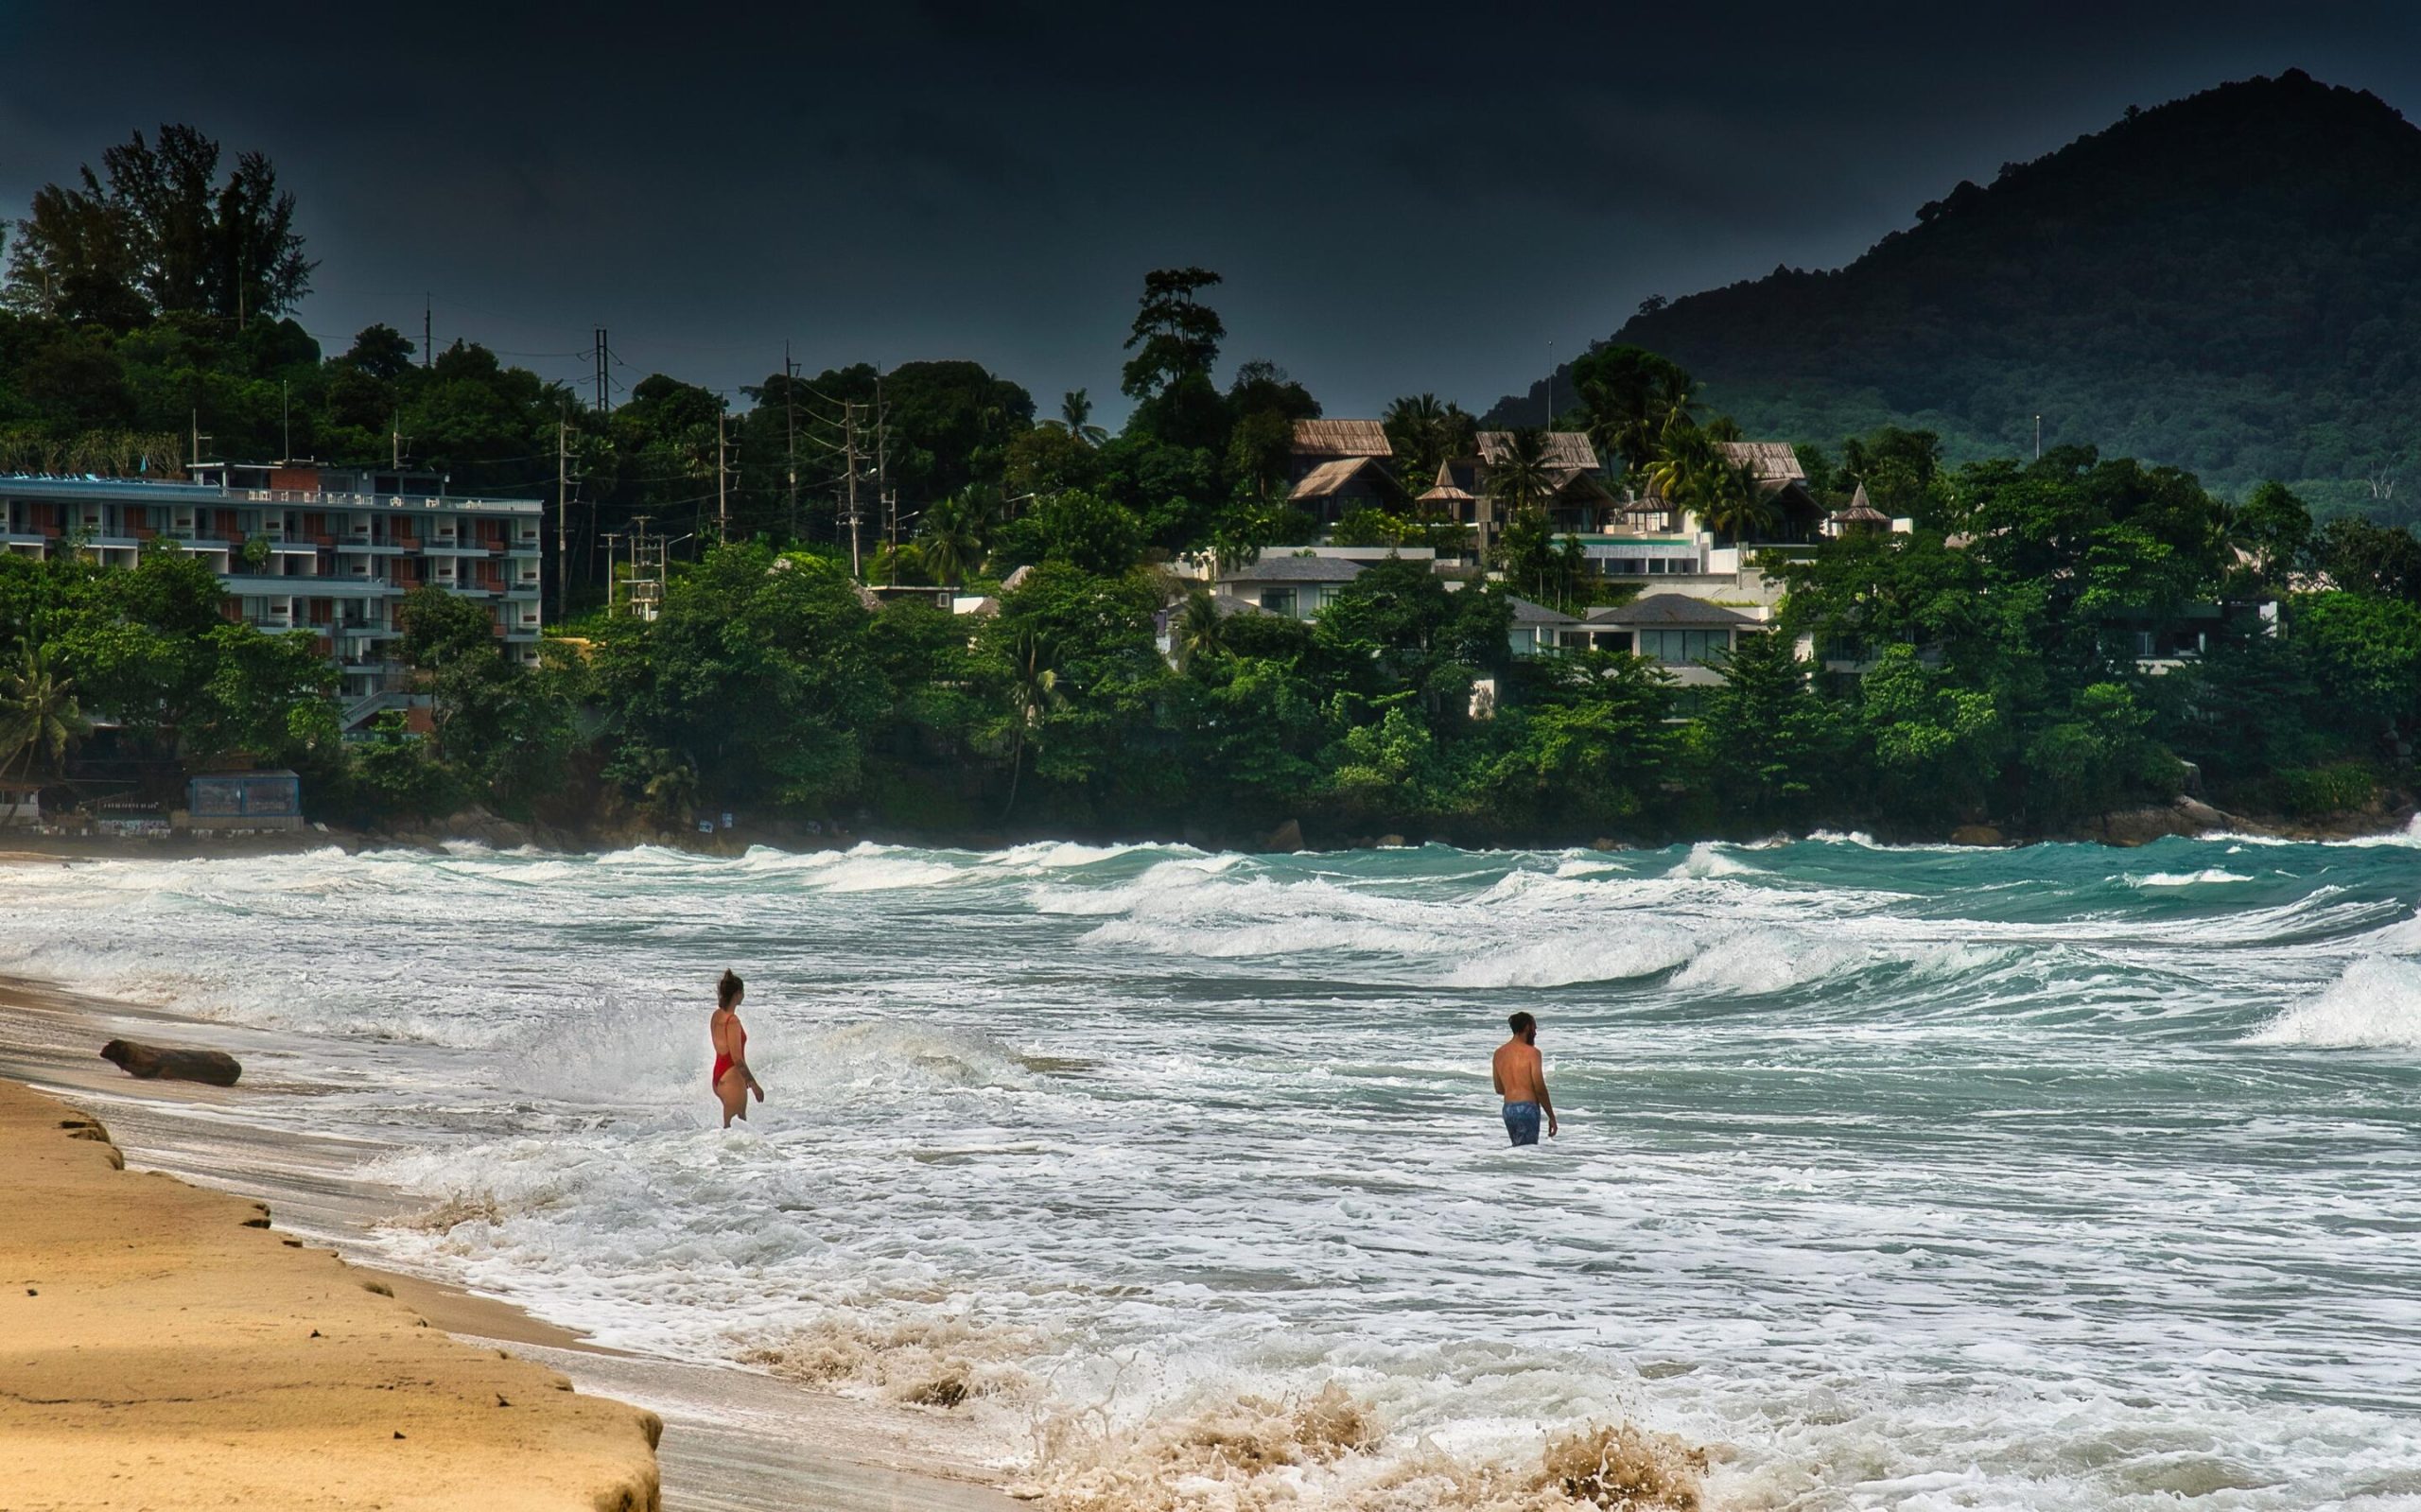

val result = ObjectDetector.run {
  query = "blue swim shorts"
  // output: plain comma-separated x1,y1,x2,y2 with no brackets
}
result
1503,1101,1541,1146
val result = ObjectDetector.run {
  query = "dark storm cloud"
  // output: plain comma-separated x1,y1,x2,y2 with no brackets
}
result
1,1,2416,417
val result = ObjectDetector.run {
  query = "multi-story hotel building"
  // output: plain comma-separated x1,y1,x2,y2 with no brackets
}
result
0,461,543,722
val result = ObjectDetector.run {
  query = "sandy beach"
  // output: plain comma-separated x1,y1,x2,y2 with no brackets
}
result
0,1074,664,1511
0,960,1022,1512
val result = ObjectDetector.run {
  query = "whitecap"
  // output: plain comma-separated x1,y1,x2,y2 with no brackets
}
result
2248,956,2421,1049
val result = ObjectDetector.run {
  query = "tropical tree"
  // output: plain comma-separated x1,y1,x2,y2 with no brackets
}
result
5,124,313,327
996,627,1062,820
0,641,91,777
917,487,993,586
1699,461,1783,544
1572,345,1697,478
1646,416,1734,527
1383,392,1478,483
1484,427,1558,516
1172,591,1228,668
1054,390,1109,448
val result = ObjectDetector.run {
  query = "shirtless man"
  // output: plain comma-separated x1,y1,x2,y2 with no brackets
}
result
1491,1012,1557,1146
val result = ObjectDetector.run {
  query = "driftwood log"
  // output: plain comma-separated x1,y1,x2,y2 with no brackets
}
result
98,1038,242,1087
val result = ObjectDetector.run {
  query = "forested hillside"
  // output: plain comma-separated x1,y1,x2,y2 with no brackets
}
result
1491,71,2421,520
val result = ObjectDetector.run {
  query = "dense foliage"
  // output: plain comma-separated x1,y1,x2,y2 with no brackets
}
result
1491,72,2421,523
3,117,2415,843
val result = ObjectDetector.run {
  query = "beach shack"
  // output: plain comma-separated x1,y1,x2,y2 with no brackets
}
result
185,770,305,831
0,780,41,828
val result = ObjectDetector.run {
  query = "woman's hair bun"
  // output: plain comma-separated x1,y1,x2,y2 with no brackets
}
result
718,968,744,1006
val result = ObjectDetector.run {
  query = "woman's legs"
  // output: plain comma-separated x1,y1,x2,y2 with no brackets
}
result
716,1068,750,1126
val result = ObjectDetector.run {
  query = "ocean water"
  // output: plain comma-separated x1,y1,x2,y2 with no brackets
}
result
7,827,2421,1509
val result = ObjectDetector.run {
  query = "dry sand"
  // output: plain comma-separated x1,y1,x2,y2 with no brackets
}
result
0,963,1025,1512
0,1077,665,1512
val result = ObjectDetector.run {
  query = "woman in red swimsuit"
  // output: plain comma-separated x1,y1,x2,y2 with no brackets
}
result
710,968,763,1127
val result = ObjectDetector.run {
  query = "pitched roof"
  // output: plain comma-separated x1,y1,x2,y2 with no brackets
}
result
1831,480,1890,523
1291,419,1394,459
1716,441,1806,485
1507,596,1580,626
1224,554,1369,583
1477,431,1598,471
1288,455,1402,502
1584,593,1755,627
1417,461,1474,504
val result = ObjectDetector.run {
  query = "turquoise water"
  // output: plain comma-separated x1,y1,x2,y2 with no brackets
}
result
5,828,2417,1507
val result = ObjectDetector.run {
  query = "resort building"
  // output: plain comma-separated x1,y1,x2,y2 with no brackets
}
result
1285,421,1403,530
0,461,544,723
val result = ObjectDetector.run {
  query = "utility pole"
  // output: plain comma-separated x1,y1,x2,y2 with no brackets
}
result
600,531,623,617
392,413,408,471
594,328,611,413
843,402,864,577
189,410,211,474
716,409,734,542
424,294,433,368
782,342,800,542
555,417,574,622
2034,413,2043,461
876,374,895,547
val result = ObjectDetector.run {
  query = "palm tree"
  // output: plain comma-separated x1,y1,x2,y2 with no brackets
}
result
1054,390,1108,448
1576,353,1698,478
1000,629,1064,822
1384,393,1478,482
0,641,91,779
918,488,993,587
1698,461,1783,544
1485,426,1558,516
1173,590,1228,668
1646,415,1728,524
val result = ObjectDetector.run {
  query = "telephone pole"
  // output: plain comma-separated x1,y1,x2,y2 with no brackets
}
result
876,374,897,547
716,409,735,542
423,295,433,368
782,342,800,542
600,531,623,617
392,413,409,471
843,403,864,577
594,328,611,412
555,417,576,621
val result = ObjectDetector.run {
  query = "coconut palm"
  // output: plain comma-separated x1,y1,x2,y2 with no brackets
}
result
1645,415,1728,522
1698,461,1783,545
1173,590,1228,668
1576,350,1698,478
1000,628,1064,822
917,488,993,587
0,641,91,779
1054,390,1108,448
1384,393,1477,482
1484,426,1558,516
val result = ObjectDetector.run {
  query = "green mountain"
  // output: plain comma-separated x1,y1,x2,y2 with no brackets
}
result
1489,70,2421,517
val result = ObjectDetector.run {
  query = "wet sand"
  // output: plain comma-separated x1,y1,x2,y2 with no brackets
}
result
0,966,1022,1512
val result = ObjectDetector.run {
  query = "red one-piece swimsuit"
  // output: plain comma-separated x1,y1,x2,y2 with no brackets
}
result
712,1017,743,1087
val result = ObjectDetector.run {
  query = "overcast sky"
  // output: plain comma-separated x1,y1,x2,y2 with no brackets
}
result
2,2,2414,423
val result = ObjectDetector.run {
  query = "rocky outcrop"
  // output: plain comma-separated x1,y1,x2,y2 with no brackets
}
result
1949,825,2008,847
99,1039,243,1086
2081,796,2238,847
1260,818,1305,853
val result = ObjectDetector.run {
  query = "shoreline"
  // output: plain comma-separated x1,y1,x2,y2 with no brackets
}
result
0,972,1023,1512
0,1074,664,1511
2,789,2413,865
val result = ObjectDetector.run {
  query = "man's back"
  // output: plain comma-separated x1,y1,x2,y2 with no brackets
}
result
1492,1038,1543,1103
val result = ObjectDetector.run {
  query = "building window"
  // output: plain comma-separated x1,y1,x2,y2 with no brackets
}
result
1259,587,1296,616
1638,628,1728,664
